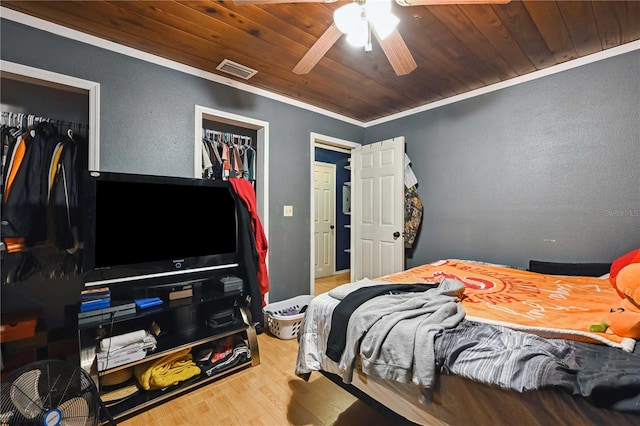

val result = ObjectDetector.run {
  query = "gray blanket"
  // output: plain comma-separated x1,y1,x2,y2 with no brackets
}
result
435,319,640,412
337,278,466,389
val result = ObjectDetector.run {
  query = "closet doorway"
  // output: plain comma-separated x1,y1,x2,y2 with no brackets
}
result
309,133,359,295
1,60,100,332
194,106,269,298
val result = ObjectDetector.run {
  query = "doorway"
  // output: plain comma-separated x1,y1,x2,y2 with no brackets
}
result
314,161,336,278
194,105,270,301
309,133,360,295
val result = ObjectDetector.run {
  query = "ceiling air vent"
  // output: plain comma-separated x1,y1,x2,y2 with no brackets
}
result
216,59,258,80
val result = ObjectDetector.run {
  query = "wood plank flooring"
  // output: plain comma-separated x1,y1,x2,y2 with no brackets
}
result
313,271,350,296
119,272,402,426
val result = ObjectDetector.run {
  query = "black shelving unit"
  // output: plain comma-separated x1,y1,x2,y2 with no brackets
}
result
78,282,260,423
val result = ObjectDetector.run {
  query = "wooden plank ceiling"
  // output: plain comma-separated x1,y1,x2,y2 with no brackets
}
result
3,1,639,122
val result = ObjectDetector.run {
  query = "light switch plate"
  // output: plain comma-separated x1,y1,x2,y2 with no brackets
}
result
283,205,293,217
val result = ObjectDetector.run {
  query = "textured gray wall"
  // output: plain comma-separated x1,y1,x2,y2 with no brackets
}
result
1,18,363,304
366,51,640,269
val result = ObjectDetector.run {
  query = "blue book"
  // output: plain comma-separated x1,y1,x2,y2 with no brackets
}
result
80,298,111,312
135,297,163,309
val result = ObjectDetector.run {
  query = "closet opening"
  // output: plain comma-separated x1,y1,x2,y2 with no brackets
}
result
1,61,100,372
193,105,270,301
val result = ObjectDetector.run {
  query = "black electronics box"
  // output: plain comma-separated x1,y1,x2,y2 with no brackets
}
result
220,276,243,293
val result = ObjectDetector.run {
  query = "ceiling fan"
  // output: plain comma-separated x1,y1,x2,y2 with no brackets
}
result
234,0,511,76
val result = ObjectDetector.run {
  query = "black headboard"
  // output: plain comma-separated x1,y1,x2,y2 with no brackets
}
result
528,260,611,277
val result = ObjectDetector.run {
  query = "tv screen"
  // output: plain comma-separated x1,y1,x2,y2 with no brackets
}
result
83,171,239,287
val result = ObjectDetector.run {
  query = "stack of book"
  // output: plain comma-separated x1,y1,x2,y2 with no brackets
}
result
80,287,111,312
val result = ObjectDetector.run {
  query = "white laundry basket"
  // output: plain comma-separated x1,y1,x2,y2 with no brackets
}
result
263,295,314,340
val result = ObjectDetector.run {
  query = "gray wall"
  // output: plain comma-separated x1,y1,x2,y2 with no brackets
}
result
1,18,364,305
366,51,640,269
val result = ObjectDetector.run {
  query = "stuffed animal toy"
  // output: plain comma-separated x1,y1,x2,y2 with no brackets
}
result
591,249,640,338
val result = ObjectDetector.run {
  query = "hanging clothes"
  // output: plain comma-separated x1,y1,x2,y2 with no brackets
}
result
403,154,423,249
229,142,244,178
205,134,224,180
229,178,269,307
1,121,59,247
47,129,82,252
201,129,255,184
1,117,83,283
243,143,256,183
404,186,423,249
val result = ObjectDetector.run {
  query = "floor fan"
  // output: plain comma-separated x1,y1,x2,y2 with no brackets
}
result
0,359,110,425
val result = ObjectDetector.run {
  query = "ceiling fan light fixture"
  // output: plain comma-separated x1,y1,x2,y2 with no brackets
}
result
333,2,361,34
364,0,392,19
334,0,399,45
345,20,369,47
371,13,399,40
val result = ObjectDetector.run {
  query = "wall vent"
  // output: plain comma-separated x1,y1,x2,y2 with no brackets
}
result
216,59,258,80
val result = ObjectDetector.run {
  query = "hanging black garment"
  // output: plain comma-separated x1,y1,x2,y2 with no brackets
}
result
47,131,80,250
207,139,223,180
231,188,264,333
33,122,64,244
0,126,18,195
2,122,65,244
2,130,41,242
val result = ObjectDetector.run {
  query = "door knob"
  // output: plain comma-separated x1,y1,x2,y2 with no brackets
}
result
330,225,335,229
393,231,400,239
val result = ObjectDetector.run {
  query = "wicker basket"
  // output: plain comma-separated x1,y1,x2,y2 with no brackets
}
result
263,295,314,340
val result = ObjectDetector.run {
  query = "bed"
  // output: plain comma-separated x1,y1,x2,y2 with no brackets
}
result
295,259,640,425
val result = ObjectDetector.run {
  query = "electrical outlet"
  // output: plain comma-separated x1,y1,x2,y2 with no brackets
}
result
283,205,293,217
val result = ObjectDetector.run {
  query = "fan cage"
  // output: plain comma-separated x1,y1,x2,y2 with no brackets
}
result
0,359,101,425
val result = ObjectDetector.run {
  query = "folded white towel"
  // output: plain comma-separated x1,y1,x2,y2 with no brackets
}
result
97,335,157,359
100,330,147,352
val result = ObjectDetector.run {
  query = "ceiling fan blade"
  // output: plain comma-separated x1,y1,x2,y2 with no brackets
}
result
396,0,510,6
374,29,417,76
293,23,343,75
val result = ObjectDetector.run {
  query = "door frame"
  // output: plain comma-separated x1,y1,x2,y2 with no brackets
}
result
309,132,360,294
194,105,270,300
1,60,101,170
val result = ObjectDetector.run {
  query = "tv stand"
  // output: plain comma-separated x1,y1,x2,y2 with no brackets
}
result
78,275,260,423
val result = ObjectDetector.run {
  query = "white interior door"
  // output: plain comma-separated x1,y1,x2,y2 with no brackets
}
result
314,162,336,278
352,137,405,281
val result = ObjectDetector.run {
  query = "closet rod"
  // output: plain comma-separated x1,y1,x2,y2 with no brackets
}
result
202,128,254,148
1,110,89,139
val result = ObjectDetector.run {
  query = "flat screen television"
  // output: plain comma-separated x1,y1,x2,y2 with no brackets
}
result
82,171,239,287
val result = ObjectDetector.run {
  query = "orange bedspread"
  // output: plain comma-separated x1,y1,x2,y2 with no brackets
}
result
380,259,635,352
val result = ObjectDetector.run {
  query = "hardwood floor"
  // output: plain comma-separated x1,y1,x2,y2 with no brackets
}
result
313,271,351,296
119,272,404,426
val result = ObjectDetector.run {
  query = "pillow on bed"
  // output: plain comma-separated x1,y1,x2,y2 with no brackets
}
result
610,248,640,298
528,260,611,277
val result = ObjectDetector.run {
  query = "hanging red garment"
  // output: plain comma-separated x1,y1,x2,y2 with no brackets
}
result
229,178,269,306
